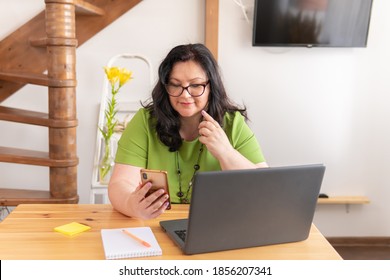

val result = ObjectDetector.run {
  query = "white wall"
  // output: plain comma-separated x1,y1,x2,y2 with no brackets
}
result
1,0,389,237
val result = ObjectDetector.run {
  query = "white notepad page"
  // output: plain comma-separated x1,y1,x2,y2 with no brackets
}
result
101,227,162,259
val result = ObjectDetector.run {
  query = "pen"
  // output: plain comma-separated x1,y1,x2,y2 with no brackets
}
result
122,229,151,248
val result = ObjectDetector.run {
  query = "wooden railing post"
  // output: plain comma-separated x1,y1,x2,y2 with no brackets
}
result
45,0,78,201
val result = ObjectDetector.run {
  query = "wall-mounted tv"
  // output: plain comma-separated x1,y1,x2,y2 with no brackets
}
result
252,0,373,47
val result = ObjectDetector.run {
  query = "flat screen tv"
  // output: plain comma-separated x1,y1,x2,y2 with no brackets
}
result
252,0,373,47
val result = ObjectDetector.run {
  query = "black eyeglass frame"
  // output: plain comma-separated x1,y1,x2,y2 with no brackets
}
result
165,81,210,97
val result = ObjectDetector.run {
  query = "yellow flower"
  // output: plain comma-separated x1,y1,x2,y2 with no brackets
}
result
104,66,133,88
119,68,133,87
104,66,120,86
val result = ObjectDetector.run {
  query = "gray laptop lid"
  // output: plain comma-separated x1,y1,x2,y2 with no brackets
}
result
160,164,325,255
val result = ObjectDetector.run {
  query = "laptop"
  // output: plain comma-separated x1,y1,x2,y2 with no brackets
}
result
159,164,325,255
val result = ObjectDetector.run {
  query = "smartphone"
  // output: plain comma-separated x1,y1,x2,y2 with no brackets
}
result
140,169,171,210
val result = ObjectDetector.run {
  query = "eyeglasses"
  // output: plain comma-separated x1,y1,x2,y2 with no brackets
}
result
165,81,209,97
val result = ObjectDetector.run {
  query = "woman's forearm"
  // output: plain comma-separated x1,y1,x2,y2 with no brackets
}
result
218,147,268,170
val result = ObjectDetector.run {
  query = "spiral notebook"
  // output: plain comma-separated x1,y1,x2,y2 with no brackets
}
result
101,227,162,259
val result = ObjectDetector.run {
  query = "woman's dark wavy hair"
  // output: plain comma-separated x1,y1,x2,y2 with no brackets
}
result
143,43,247,152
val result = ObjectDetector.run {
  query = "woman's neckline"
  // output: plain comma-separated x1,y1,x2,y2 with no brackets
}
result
181,136,200,144
179,115,202,142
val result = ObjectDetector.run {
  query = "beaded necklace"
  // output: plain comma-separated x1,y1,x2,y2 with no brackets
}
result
175,144,204,203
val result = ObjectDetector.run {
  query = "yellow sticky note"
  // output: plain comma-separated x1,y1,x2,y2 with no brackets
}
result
54,222,91,236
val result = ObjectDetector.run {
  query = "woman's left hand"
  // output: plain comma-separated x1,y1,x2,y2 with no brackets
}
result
198,110,234,160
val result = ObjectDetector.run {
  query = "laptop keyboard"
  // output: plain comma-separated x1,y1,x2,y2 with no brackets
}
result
174,230,187,242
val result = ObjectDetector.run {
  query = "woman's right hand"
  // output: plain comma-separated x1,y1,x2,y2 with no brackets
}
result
108,163,170,219
125,181,170,219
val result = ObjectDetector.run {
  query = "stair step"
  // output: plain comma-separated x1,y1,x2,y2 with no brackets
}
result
0,188,79,206
0,71,76,87
0,106,78,128
75,0,105,16
0,146,78,167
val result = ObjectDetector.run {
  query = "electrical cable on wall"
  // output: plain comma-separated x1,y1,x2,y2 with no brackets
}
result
232,0,250,23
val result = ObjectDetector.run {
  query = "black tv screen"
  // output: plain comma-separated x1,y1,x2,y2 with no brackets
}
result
252,0,373,47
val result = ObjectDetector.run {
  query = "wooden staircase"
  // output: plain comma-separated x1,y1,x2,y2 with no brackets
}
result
0,0,142,206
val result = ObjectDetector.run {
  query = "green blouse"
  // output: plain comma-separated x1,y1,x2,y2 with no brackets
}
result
115,108,265,203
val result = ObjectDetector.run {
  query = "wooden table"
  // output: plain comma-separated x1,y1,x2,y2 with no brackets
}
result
0,204,342,260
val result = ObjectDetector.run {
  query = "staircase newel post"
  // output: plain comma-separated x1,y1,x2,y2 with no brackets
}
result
45,0,78,202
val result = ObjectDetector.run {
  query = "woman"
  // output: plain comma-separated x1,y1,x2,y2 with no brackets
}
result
108,43,267,219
